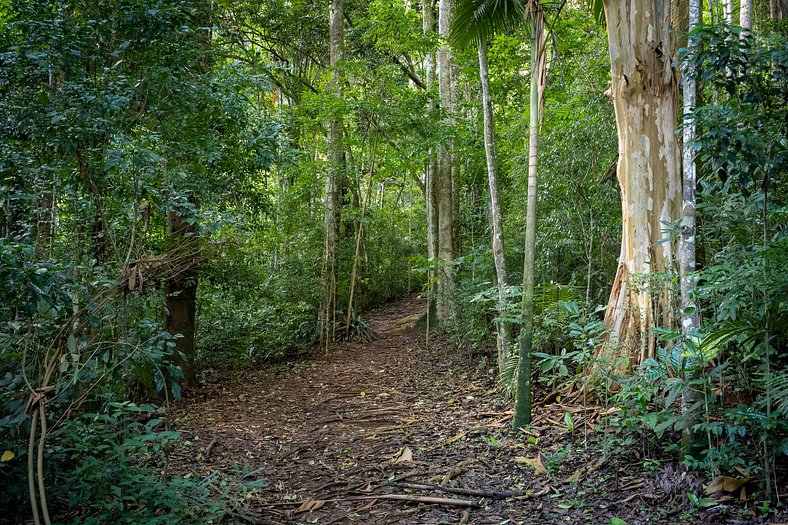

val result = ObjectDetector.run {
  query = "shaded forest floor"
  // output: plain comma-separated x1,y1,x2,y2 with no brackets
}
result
171,296,779,524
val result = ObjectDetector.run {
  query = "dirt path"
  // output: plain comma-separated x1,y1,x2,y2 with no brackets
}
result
172,296,765,524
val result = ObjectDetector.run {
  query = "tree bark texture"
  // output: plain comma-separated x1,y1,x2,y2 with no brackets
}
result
599,0,682,369
740,0,752,29
723,0,734,24
477,39,510,374
436,0,457,322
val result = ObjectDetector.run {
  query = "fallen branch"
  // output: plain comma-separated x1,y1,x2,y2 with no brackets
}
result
357,494,480,508
388,481,523,500
259,493,481,509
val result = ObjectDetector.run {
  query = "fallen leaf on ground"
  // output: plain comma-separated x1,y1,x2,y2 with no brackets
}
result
704,475,750,501
515,452,547,475
295,499,326,513
390,446,414,465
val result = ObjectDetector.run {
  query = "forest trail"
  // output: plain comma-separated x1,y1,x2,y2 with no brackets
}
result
172,296,712,525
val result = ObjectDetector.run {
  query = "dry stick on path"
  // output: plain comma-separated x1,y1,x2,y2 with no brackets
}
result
388,481,524,500
262,494,481,508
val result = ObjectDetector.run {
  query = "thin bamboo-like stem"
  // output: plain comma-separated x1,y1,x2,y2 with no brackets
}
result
27,407,41,525
346,156,376,336
37,405,51,525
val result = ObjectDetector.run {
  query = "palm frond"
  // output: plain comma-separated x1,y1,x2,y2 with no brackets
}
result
449,0,525,50
588,0,604,24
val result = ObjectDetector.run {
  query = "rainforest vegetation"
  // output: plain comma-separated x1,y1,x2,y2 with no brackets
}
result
0,0,786,523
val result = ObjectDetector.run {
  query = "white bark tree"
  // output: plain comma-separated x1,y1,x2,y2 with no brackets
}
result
680,0,700,339
598,0,683,369
477,39,511,374
723,0,734,25
741,0,753,30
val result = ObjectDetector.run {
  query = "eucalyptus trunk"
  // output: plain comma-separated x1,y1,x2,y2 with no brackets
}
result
436,0,457,322
597,0,682,369
513,2,543,430
319,0,345,347
477,39,510,375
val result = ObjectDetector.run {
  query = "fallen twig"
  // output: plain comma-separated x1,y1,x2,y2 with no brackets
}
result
259,493,481,509
202,438,218,460
389,481,524,500
359,494,480,508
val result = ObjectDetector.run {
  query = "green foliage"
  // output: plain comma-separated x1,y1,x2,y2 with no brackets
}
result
45,402,259,524
450,0,524,49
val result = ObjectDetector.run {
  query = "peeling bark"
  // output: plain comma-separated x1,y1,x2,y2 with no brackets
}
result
598,0,683,369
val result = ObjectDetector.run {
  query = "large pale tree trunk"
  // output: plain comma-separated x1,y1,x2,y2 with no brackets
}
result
319,0,345,347
477,39,510,375
436,0,457,322
598,0,682,369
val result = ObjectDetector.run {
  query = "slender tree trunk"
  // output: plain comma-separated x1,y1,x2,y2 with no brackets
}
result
319,0,345,347
680,0,700,340
723,0,734,24
740,0,753,29
597,0,683,370
165,210,198,390
513,2,544,429
477,39,510,375
679,0,701,442
423,0,439,319
770,0,786,20
436,0,457,322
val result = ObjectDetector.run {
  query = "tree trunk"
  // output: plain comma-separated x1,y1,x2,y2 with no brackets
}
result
770,0,787,20
477,39,510,375
598,0,683,370
740,0,752,29
165,211,198,391
723,0,734,24
319,0,345,347
513,2,544,429
680,0,700,340
423,0,439,314
436,0,457,322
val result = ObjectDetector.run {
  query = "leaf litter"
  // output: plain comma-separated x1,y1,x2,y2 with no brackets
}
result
170,296,779,524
